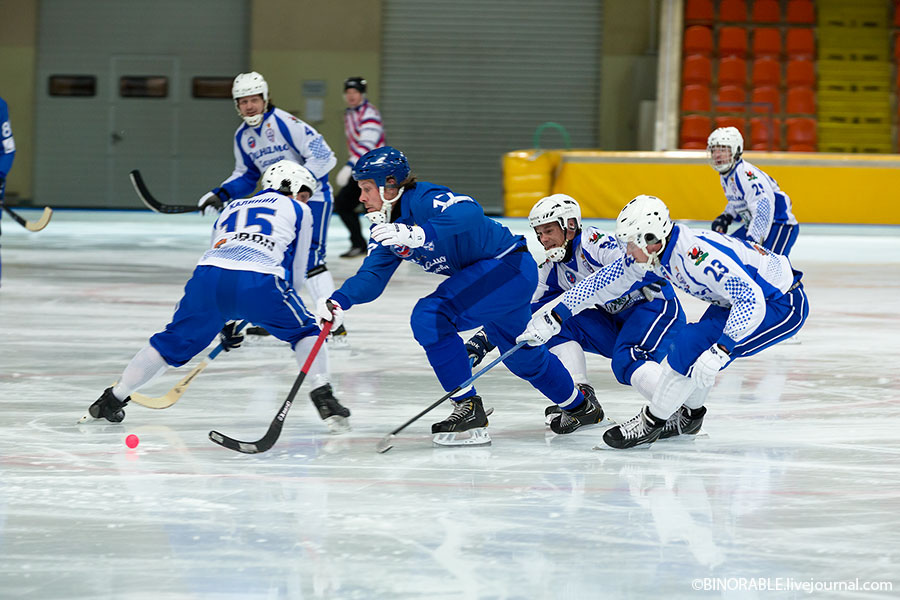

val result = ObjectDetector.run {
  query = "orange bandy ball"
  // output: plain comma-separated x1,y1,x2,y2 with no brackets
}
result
125,434,140,449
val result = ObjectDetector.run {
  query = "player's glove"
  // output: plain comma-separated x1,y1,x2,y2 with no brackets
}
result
219,321,245,352
711,213,734,234
690,344,731,388
640,280,667,302
371,223,427,248
336,164,352,188
465,329,496,368
516,309,563,347
314,298,345,330
197,190,225,216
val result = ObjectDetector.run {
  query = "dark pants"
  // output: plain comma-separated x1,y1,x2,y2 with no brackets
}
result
334,179,366,249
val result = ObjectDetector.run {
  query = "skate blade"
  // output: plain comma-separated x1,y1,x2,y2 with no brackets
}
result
546,415,617,431
77,414,92,424
324,415,351,434
432,427,491,447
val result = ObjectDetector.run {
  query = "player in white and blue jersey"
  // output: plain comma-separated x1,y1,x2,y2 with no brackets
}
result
313,147,595,446
88,162,349,432
519,195,808,449
197,72,339,319
0,95,17,284
708,127,799,255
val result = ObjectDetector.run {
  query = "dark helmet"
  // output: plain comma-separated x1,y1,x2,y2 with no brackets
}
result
352,146,410,187
343,77,367,94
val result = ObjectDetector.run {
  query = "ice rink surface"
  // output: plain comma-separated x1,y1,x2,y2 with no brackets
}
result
1,209,898,600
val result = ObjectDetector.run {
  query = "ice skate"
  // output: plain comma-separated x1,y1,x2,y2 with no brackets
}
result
431,395,491,447
86,387,130,423
545,384,597,426
310,384,351,434
602,406,665,449
659,405,707,439
548,389,604,434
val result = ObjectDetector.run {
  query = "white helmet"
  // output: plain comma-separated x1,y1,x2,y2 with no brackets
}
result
615,195,673,271
261,160,318,198
528,194,582,262
707,127,743,173
232,72,269,126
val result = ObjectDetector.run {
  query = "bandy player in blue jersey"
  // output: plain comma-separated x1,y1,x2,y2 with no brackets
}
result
707,127,799,255
88,161,350,433
519,195,808,449
0,95,17,284
313,147,597,446
197,72,340,328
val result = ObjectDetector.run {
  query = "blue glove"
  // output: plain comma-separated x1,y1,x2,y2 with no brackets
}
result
465,330,496,367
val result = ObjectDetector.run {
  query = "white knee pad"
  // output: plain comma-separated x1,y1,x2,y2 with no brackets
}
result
630,361,663,402
550,340,589,385
648,361,695,420
305,269,336,305
684,385,711,410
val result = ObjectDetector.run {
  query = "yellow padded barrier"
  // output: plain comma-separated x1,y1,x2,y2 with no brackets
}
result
503,150,900,225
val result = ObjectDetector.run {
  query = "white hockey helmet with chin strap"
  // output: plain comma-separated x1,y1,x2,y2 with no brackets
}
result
261,160,318,198
232,72,269,127
528,194,582,262
707,126,743,173
615,195,673,270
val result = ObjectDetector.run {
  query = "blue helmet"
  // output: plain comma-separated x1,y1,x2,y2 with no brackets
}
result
352,146,410,187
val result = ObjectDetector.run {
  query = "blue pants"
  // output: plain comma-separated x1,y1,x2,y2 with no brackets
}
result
733,223,799,256
549,296,685,385
306,179,333,272
409,249,576,405
666,280,809,376
150,266,319,367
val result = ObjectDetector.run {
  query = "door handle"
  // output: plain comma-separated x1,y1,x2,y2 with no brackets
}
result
111,130,125,144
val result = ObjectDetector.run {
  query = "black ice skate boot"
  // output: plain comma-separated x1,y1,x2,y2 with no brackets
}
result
549,390,604,434
659,405,707,439
545,384,597,424
431,395,490,446
88,387,130,423
603,406,665,449
310,384,351,433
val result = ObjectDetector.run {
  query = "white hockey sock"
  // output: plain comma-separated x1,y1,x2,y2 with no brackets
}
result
113,345,170,399
684,385,711,410
305,270,336,305
630,361,663,402
648,362,696,421
550,341,589,385
295,335,330,389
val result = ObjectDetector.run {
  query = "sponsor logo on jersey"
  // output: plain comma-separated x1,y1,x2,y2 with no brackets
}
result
392,245,413,258
423,256,449,273
249,144,291,161
247,137,256,149
589,231,600,243
689,246,708,265
746,170,757,181
565,271,576,284
265,127,275,143
214,238,227,248
750,242,769,256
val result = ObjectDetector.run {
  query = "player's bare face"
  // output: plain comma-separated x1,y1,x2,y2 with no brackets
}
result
534,222,565,251
344,89,364,108
237,95,266,118
625,241,663,263
358,179,398,213
710,146,732,169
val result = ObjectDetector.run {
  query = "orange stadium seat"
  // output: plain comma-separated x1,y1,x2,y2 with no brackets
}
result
786,87,816,114
680,115,713,148
786,29,815,60
684,26,714,56
718,56,747,87
715,85,747,112
750,116,781,150
751,58,781,87
752,28,782,59
685,0,714,24
786,59,816,88
895,4,900,28
681,84,712,112
786,0,815,24
751,86,781,114
718,26,748,58
683,54,713,85
751,0,781,23
719,0,747,22
714,116,748,139
786,117,817,150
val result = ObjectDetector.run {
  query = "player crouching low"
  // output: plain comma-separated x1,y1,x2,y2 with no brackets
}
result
87,160,350,433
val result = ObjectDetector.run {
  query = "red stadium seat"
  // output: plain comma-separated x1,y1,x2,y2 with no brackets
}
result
680,115,713,147
715,85,747,112
786,59,816,88
786,0,815,24
714,116,748,139
786,29,815,60
681,84,712,112
751,58,781,87
786,87,816,114
718,56,747,87
751,0,781,23
718,26,748,58
685,0,714,24
719,0,747,22
684,26,714,56
752,28,782,59
787,144,816,152
751,86,781,114
786,117,817,148
683,54,713,86
750,116,781,150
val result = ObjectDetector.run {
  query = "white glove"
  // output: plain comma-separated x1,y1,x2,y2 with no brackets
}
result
371,223,427,248
516,310,562,347
197,192,221,216
336,164,352,188
690,344,731,388
314,298,344,330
